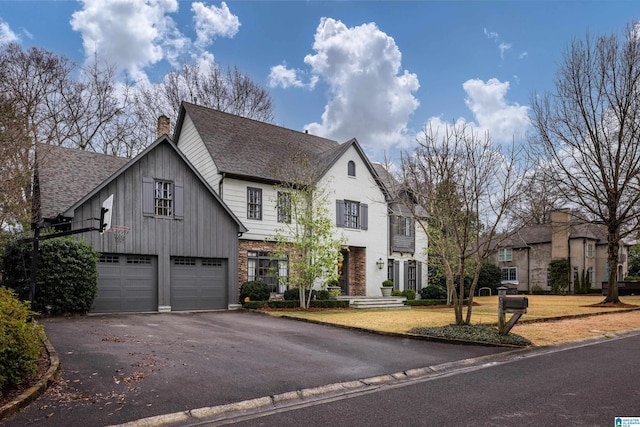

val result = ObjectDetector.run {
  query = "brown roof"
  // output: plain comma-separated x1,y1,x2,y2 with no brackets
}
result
178,102,340,183
36,144,128,220
499,221,608,248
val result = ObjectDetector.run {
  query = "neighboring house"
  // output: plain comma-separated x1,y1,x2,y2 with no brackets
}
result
173,102,426,296
372,163,428,292
493,209,630,292
34,136,247,313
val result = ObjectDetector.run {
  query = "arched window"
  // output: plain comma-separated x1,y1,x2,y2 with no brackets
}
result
347,160,356,177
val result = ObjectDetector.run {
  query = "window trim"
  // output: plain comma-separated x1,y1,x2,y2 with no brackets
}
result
501,266,518,282
247,187,263,220
397,216,411,237
247,251,288,293
498,248,513,262
154,180,174,217
344,200,360,229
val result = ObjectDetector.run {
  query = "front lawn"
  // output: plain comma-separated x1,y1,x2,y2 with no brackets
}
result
266,295,640,346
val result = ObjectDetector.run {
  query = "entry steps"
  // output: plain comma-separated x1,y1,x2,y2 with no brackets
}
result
337,296,409,309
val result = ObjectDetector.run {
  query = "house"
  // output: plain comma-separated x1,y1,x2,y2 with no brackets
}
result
34,135,247,312
493,209,630,292
372,163,428,292
173,102,427,296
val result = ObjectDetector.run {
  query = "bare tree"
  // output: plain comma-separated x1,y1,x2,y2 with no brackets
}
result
398,123,524,325
133,61,274,145
0,95,32,234
508,167,563,227
530,22,640,304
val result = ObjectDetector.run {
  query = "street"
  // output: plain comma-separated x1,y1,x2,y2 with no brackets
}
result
223,333,640,426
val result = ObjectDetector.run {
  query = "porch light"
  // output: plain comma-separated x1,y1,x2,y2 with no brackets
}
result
376,258,385,270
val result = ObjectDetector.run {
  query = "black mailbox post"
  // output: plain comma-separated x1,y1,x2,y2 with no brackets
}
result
497,287,528,335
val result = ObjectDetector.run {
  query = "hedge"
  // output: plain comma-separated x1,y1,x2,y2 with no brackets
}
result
243,300,350,309
1,237,98,314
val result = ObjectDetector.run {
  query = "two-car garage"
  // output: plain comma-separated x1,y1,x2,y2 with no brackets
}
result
94,254,228,313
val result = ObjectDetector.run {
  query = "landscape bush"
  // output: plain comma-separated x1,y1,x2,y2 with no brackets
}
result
1,237,98,314
392,289,417,300
0,287,44,396
239,281,271,302
243,300,349,309
420,285,447,300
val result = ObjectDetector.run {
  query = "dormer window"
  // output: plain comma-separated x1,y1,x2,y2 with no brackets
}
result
348,160,356,177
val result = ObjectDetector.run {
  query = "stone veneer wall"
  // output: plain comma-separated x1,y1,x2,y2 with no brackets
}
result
349,247,366,296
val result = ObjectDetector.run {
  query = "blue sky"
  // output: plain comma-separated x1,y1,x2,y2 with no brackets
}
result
1,1,638,161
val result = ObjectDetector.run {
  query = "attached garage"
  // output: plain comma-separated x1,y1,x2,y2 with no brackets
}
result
94,254,158,313
170,257,227,310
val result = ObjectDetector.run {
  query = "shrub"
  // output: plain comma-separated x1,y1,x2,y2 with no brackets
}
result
315,290,330,300
283,288,330,301
420,285,447,300
2,237,98,314
402,289,416,300
549,259,570,294
406,298,469,306
243,299,349,309
391,290,403,297
239,281,270,302
382,279,394,287
477,263,502,295
0,287,44,396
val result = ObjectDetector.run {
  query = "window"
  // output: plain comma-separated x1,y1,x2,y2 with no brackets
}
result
277,192,291,223
336,200,368,230
407,261,417,291
501,267,517,282
347,160,356,177
155,180,173,217
247,251,288,293
587,243,594,258
344,200,360,228
387,259,394,282
587,267,594,286
247,187,262,220
498,248,513,262
573,266,579,284
397,217,411,237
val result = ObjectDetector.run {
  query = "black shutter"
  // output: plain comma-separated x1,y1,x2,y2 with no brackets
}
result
393,260,400,290
336,200,344,227
360,203,368,230
403,261,409,290
143,177,154,216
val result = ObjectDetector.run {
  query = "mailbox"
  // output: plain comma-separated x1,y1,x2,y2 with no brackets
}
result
503,296,528,311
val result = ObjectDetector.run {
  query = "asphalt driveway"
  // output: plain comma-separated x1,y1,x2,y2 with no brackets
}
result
3,311,508,427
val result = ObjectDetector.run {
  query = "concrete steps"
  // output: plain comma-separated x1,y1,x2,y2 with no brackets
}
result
338,296,409,309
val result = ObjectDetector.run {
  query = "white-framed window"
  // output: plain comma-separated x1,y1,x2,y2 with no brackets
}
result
347,160,356,177
501,267,517,282
277,191,291,223
154,180,173,217
336,200,368,230
587,243,594,258
587,267,594,286
498,248,513,262
247,251,288,293
247,187,262,220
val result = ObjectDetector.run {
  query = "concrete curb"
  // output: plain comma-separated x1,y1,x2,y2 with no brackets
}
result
0,332,61,420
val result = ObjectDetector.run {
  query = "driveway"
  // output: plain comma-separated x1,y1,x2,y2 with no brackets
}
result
3,311,508,426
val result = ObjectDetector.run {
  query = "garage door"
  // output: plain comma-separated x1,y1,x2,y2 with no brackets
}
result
94,254,158,313
170,257,227,310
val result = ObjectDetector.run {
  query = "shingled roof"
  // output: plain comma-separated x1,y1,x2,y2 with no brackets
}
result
497,221,608,249
36,144,128,221
176,102,341,183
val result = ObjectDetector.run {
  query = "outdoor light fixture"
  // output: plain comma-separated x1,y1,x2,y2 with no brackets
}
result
376,258,385,270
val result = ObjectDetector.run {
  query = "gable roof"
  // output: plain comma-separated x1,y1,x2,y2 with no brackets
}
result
37,137,247,233
175,102,338,183
498,221,608,249
174,102,389,199
36,144,129,221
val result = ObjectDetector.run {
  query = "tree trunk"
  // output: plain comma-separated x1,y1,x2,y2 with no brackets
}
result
602,229,621,304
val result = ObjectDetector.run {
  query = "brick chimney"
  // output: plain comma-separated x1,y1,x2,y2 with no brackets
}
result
157,115,170,138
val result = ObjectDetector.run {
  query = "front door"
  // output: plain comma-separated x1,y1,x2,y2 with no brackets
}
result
338,250,349,295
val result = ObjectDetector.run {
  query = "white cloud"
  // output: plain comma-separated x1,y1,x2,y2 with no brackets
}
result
268,64,305,89
0,18,18,44
484,28,499,41
71,0,189,81
498,42,511,59
462,78,529,142
424,78,529,145
192,1,240,47
301,18,419,153
519,52,528,59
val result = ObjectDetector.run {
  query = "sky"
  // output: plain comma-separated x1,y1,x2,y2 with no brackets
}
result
1,0,639,162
